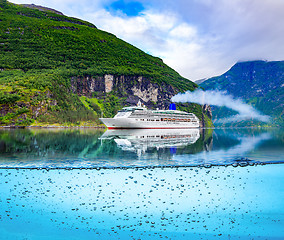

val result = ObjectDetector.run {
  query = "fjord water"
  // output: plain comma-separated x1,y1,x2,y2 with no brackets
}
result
0,128,283,239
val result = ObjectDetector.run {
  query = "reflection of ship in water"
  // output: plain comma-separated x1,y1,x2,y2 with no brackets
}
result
100,129,200,157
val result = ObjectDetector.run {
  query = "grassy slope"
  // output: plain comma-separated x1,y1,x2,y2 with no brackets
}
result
0,1,208,126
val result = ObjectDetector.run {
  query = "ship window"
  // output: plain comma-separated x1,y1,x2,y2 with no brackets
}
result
119,109,133,112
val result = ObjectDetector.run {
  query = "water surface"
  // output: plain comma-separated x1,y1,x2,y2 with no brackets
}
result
0,128,283,240
0,128,283,168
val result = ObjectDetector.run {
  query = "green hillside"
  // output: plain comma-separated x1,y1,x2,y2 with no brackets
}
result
200,61,284,127
0,1,212,127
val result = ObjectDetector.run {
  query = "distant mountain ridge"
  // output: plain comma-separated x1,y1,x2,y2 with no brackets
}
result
200,60,284,126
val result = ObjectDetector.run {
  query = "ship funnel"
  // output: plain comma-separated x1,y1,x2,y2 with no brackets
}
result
169,103,176,110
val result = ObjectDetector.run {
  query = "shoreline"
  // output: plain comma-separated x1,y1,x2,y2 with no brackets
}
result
0,125,106,129
0,125,276,129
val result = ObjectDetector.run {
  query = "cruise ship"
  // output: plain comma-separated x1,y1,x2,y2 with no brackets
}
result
99,101,200,129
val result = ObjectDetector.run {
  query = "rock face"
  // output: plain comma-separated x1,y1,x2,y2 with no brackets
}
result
70,74,212,127
70,74,177,110
202,104,212,119
20,4,64,15
104,75,114,93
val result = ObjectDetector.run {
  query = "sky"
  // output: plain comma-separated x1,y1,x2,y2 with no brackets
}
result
10,0,284,81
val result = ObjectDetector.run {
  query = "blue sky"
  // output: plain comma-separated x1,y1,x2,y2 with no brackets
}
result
10,0,284,81
106,0,144,16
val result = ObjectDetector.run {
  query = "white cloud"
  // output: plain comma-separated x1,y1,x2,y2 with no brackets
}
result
84,9,216,80
169,23,197,39
172,89,271,122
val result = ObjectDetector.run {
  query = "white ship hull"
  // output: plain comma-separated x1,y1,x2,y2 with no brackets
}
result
99,118,199,129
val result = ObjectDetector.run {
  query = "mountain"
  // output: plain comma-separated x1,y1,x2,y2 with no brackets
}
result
200,60,284,126
194,78,208,85
0,1,213,127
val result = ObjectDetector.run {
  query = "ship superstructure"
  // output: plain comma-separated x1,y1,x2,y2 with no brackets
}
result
99,101,200,129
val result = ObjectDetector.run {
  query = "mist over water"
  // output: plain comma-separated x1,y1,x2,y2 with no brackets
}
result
171,89,270,123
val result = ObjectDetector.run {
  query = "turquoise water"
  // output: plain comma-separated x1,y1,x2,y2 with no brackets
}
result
0,128,283,239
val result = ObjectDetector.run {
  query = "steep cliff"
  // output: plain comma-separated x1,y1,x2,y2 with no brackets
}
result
0,1,212,127
71,75,176,108
69,74,212,127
